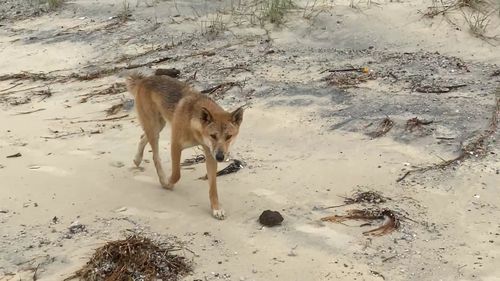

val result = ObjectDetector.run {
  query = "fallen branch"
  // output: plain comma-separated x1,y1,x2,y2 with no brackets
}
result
216,64,251,73
0,82,23,92
320,67,368,74
13,108,46,115
201,82,241,97
6,152,22,158
414,84,466,93
0,85,48,96
71,114,129,124
41,129,85,139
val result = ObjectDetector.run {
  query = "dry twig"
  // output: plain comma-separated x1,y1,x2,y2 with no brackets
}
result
367,117,394,138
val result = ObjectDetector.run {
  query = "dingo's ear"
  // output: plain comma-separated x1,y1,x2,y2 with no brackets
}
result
231,107,244,125
200,107,213,124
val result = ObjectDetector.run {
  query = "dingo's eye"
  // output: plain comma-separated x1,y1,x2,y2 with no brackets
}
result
210,134,217,140
226,135,232,140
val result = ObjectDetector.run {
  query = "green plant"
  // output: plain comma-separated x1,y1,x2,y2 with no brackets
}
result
40,0,64,10
261,0,294,25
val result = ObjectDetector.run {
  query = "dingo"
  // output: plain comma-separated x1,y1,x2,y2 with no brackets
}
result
126,73,244,220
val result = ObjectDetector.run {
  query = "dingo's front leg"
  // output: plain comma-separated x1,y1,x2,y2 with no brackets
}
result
203,146,224,220
166,142,182,190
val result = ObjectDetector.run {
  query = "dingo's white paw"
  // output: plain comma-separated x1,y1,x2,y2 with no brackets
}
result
212,209,226,220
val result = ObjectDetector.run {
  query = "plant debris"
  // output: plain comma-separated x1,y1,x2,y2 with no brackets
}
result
259,210,284,227
201,82,241,99
367,117,394,138
414,84,466,93
321,208,401,236
324,191,390,209
67,235,191,281
325,70,376,88
6,152,22,158
0,71,51,82
14,108,46,115
71,114,129,124
181,155,205,166
405,117,433,132
397,91,499,182
320,66,369,74
198,159,244,180
105,103,124,116
80,83,127,103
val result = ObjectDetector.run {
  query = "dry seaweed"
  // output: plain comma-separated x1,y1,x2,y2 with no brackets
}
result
199,159,244,180
181,155,205,166
321,208,401,236
67,235,191,281
405,117,433,132
324,191,390,209
367,117,394,138
397,92,499,182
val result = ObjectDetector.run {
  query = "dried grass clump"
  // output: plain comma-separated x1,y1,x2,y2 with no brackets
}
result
69,235,191,281
322,208,401,236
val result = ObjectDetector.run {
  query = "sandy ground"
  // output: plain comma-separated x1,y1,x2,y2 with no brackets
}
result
0,0,499,280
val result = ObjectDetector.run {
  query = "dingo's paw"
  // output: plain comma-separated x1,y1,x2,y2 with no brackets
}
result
163,182,175,190
212,209,226,220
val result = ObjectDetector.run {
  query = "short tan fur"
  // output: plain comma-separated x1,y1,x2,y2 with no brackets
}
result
126,73,244,220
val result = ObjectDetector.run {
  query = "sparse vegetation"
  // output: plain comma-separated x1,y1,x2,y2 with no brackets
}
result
261,0,294,25
47,0,64,10
118,0,132,22
200,12,227,39
37,0,64,11
226,0,294,26
463,9,494,37
302,0,332,20
423,0,499,43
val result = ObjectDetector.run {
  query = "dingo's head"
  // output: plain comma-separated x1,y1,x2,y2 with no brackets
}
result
199,106,244,162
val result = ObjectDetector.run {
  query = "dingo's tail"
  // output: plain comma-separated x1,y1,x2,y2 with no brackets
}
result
125,72,145,97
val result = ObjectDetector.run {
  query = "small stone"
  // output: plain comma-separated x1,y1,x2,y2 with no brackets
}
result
68,221,87,235
259,210,283,227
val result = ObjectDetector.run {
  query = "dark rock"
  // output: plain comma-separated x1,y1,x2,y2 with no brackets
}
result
259,210,283,227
